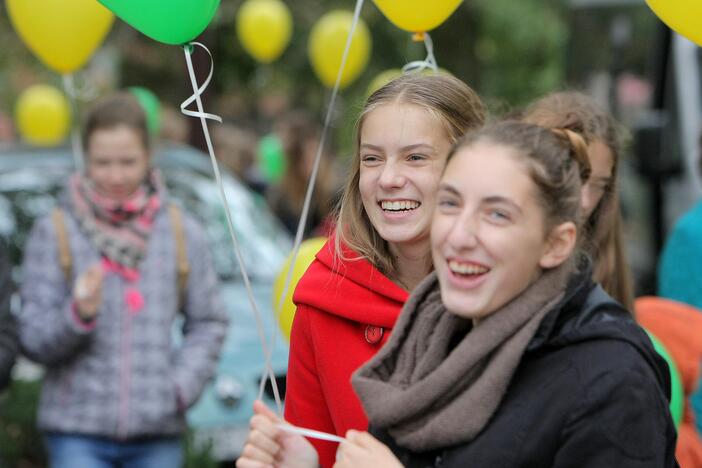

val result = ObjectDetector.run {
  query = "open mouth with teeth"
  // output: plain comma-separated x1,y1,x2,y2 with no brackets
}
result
448,260,491,277
380,200,421,212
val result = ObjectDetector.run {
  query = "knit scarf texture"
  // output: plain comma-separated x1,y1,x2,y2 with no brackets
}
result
352,259,574,452
69,170,163,269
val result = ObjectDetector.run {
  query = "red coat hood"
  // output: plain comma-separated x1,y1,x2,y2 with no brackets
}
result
293,238,408,328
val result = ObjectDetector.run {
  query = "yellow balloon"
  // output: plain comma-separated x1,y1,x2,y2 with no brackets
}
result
272,237,328,341
6,0,114,74
237,0,293,64
308,10,372,89
15,85,71,147
646,0,702,47
372,0,463,34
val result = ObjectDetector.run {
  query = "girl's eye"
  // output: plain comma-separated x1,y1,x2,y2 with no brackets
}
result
488,210,510,222
408,153,427,161
361,154,381,164
438,198,458,209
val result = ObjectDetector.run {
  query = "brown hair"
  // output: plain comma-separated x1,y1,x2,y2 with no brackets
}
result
335,73,486,280
446,121,586,233
521,91,634,310
82,92,150,153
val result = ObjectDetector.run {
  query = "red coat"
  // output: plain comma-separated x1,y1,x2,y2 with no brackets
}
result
284,238,408,468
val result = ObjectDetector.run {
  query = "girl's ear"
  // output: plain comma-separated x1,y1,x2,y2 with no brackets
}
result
539,221,577,269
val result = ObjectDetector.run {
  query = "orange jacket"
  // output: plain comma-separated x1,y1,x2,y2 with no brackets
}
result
637,296,702,467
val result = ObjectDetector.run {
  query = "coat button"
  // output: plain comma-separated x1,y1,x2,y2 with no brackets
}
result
364,325,384,344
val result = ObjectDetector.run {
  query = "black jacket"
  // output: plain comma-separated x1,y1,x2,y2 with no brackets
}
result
372,268,678,468
0,238,17,391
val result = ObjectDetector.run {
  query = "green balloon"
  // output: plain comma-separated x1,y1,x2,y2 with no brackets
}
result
646,331,684,428
128,87,161,136
98,0,220,45
258,134,286,183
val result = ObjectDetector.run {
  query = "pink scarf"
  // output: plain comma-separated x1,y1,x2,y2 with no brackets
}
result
69,170,163,270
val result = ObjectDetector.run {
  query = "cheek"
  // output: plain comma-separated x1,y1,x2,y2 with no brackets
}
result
358,170,375,201
430,217,450,255
86,165,103,181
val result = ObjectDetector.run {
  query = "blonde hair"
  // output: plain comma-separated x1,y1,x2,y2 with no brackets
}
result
521,91,634,310
335,73,486,281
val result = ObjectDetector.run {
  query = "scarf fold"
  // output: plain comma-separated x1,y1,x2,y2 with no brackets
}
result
69,170,163,269
352,259,575,452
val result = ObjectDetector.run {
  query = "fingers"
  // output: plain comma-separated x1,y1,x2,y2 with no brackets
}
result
238,414,282,468
75,264,103,299
346,430,380,449
235,456,272,468
240,435,277,465
248,422,282,456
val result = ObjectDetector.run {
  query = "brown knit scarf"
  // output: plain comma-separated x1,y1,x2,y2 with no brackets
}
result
352,259,574,452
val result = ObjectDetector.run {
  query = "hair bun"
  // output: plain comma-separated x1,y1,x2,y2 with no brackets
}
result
551,128,591,183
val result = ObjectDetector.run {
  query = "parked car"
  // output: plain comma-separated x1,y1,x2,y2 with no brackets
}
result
0,142,292,461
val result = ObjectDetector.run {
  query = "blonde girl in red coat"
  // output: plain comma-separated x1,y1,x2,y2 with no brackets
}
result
247,74,485,468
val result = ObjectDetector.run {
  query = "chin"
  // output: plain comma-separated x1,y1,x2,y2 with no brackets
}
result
440,291,477,319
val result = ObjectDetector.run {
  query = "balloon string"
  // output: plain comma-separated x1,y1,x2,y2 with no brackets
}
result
259,0,367,413
277,423,346,444
402,32,438,73
62,74,84,170
62,72,98,101
180,42,283,415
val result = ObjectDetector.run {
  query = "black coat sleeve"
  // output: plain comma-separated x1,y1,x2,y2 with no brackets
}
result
553,367,678,468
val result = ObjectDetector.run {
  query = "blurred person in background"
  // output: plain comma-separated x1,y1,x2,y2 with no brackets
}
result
521,91,635,311
159,105,190,145
17,93,228,468
0,111,17,150
266,110,338,238
658,132,702,310
212,122,260,191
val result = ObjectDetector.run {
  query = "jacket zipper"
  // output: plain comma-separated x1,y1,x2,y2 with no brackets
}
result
118,286,133,440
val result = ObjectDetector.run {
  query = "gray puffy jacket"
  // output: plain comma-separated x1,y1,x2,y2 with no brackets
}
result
18,196,228,439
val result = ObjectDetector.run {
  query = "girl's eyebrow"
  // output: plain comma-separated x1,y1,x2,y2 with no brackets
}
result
437,183,460,196
438,184,523,214
483,196,523,214
360,142,436,152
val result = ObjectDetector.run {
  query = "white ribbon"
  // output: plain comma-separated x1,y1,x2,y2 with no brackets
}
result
277,423,346,444
259,0,367,412
62,74,85,170
181,42,283,414
402,33,439,74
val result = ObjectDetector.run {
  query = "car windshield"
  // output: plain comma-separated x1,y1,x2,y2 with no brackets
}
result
162,165,291,280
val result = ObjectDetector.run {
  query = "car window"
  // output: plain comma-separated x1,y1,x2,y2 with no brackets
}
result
163,167,291,281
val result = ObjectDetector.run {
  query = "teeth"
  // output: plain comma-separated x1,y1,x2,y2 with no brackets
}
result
381,200,420,211
448,260,489,275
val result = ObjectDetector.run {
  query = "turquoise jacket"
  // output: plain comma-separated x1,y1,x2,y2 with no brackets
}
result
659,199,702,309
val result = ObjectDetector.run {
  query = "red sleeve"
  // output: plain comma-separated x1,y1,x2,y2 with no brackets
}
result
284,304,339,468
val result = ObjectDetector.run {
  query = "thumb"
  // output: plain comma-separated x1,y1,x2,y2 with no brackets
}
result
253,400,280,423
